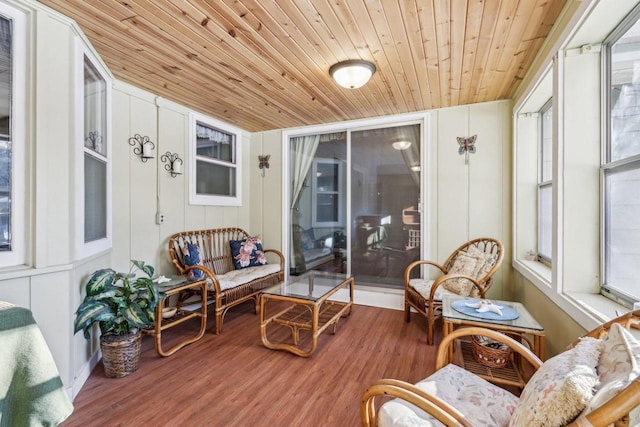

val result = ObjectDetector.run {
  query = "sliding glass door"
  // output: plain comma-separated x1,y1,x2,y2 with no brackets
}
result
288,120,422,289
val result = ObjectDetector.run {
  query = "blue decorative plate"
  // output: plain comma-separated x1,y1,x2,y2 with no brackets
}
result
451,299,520,321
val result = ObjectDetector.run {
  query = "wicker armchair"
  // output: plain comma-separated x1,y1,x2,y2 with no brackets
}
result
404,238,504,344
362,310,640,427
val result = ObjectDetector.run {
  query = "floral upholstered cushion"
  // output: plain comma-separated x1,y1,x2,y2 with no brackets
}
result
509,337,602,427
580,323,640,416
443,246,496,297
230,236,268,269
596,323,640,384
378,363,518,427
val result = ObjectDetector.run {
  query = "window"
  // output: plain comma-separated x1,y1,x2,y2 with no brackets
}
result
312,158,344,227
189,113,242,206
538,99,553,264
603,8,640,305
75,42,111,258
0,4,25,267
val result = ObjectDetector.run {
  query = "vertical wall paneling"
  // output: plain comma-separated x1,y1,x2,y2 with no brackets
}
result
111,89,133,272
249,132,264,237
156,105,187,274
469,102,504,238
128,96,160,266
31,271,73,383
35,15,74,267
261,130,284,251
436,106,470,258
0,277,30,308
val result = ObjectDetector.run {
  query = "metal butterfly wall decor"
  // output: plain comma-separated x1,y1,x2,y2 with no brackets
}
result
457,135,477,164
258,154,270,177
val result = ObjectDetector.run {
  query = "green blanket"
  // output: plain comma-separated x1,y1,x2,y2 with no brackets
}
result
0,302,73,426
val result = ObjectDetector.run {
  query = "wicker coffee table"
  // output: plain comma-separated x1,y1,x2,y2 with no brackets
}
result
260,271,354,357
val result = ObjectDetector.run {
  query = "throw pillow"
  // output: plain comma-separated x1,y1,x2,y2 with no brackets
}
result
443,250,482,296
509,337,602,427
183,242,205,279
597,322,640,384
581,323,640,416
230,236,268,270
300,228,315,251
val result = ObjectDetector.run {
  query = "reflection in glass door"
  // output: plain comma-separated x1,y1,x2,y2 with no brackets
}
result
350,124,421,288
288,122,422,289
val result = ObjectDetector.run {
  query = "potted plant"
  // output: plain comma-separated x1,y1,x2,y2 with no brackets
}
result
73,260,160,378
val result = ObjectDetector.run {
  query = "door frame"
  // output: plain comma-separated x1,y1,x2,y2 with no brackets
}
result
282,112,431,281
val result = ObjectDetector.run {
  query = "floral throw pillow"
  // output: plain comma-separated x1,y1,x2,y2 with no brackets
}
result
443,245,497,297
509,337,602,427
230,236,268,270
183,242,205,279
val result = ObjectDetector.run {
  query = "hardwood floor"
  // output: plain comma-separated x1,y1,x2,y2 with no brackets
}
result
62,302,438,427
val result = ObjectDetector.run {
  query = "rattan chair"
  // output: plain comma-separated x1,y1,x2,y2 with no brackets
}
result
361,310,640,427
404,238,504,344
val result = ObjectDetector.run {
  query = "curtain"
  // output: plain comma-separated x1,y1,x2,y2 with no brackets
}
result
289,134,320,273
400,125,421,186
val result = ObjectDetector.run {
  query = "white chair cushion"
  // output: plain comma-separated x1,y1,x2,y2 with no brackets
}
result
509,337,602,427
378,364,519,427
214,264,281,291
408,279,458,302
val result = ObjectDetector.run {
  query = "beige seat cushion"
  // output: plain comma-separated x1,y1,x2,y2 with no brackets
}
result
408,278,458,302
213,263,281,291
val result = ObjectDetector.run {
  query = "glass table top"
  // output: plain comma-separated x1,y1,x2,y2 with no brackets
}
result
442,295,544,331
262,271,352,302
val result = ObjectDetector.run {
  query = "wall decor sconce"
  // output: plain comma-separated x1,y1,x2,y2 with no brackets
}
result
160,152,183,177
457,135,477,164
258,154,270,177
128,134,155,162
85,130,103,152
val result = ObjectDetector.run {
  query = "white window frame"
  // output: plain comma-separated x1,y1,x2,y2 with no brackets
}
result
189,112,242,206
311,158,344,227
0,3,26,268
537,99,553,265
601,5,640,307
74,40,112,259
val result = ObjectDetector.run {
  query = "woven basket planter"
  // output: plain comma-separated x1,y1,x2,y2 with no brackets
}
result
100,331,142,378
471,335,512,368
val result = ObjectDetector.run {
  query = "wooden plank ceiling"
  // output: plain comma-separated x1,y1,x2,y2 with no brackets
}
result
38,0,567,132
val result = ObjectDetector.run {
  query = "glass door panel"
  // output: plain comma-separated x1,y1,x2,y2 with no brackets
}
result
350,124,421,288
288,122,422,289
289,133,347,275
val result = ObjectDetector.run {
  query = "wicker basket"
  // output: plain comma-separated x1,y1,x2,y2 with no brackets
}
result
471,335,512,368
100,331,142,378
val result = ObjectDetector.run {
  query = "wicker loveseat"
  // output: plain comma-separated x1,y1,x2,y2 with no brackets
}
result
168,228,284,334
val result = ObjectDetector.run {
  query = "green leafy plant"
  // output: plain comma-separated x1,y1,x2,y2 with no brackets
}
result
74,260,161,339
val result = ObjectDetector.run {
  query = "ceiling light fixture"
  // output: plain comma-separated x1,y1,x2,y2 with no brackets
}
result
392,140,412,150
329,60,376,89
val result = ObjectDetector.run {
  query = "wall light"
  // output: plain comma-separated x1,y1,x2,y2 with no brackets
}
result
329,60,376,89
392,140,412,150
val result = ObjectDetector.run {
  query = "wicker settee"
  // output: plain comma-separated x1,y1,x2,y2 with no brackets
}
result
168,228,284,334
